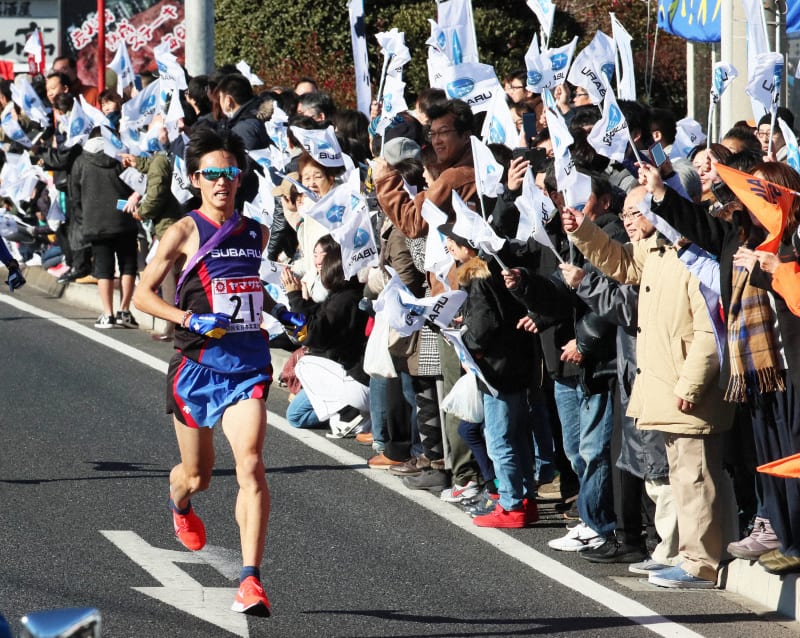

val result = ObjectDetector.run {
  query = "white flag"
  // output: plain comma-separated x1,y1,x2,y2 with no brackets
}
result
164,88,185,142
526,37,579,93
452,191,506,254
153,44,187,91
669,117,706,160
610,13,636,100
565,171,593,212
100,125,127,159
0,111,31,148
63,100,94,149
79,95,112,129
586,90,631,163
375,75,408,137
332,206,379,280
441,62,503,114
480,91,518,149
289,125,344,168
303,182,352,232
567,31,616,104
543,90,577,191
22,29,44,71
526,0,556,44
441,327,499,396
745,52,784,115
421,199,454,288
121,78,160,130
375,28,412,78
235,60,263,87
108,41,134,96
119,167,148,196
515,167,555,242
437,0,479,65
427,48,451,90
710,62,738,105
778,118,800,173
470,135,504,199
348,0,372,117
11,79,50,128
171,155,193,205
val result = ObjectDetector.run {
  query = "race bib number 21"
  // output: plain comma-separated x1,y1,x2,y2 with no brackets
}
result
211,277,263,332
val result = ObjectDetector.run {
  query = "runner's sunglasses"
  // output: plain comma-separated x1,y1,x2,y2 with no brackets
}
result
194,167,242,181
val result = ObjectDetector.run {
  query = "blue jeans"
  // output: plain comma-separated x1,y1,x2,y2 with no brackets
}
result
286,389,324,428
483,389,536,511
530,395,556,484
553,377,616,537
368,376,389,451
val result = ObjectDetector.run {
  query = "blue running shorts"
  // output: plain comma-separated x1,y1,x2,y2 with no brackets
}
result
167,354,272,428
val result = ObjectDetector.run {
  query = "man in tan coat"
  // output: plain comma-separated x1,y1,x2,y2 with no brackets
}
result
561,185,735,588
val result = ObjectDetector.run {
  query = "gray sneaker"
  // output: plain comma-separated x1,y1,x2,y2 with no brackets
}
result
629,557,672,575
402,469,448,492
727,516,780,560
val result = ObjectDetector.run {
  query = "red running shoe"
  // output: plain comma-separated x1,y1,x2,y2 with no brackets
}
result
231,576,272,616
473,503,528,528
172,504,206,551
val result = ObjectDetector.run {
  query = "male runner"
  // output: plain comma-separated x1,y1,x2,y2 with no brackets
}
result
134,128,299,616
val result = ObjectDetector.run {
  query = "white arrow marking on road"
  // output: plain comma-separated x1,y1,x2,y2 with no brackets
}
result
101,530,248,637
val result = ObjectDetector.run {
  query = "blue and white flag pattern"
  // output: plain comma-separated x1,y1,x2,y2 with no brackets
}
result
710,62,738,105
567,31,615,104
526,0,556,44
331,204,379,279
290,125,344,168
10,78,50,127
421,199,453,289
480,90,518,149
586,90,631,163
121,79,161,131
375,75,408,137
470,135,504,199
746,52,783,116
64,100,94,148
778,118,800,173
441,327,499,396
610,14,636,100
440,62,503,114
1,111,32,148
669,117,706,160
452,191,506,254
108,40,134,96
171,155,193,205
526,37,578,93
436,0,479,65
375,28,412,78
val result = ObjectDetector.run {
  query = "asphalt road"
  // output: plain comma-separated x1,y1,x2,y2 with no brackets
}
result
0,284,798,638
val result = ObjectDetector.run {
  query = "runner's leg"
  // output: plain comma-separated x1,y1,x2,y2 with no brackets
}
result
170,417,215,509
222,398,270,567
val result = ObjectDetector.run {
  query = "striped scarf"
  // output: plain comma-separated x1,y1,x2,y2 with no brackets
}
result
724,265,786,402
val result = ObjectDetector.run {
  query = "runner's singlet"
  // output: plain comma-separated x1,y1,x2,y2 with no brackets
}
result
174,210,271,374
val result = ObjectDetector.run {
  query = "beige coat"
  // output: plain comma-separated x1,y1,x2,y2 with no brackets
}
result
569,220,733,435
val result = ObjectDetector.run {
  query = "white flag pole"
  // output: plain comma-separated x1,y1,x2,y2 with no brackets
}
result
706,103,714,151
376,53,394,107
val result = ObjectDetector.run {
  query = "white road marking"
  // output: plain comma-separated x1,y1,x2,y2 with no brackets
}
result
101,531,247,637
3,294,704,637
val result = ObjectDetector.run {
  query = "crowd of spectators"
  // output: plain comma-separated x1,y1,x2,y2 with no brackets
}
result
4,46,800,592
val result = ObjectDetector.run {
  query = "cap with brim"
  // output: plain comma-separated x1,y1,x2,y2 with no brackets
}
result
438,222,474,249
271,171,299,199
383,137,421,166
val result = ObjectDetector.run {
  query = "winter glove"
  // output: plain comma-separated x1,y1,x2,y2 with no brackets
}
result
186,312,231,339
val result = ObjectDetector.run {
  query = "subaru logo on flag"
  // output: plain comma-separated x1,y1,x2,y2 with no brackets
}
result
157,61,167,74
774,61,785,82
110,134,123,149
713,67,725,93
601,63,615,81
607,104,622,130
447,78,475,99
147,137,161,151
70,117,85,137
318,140,333,151
353,227,370,249
326,205,345,223
527,70,543,86
551,53,568,71
436,31,446,49
489,117,505,144
23,95,34,110
383,94,394,112
142,95,156,110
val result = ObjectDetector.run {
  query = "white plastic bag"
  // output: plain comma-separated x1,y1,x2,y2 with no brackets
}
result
441,372,484,423
362,314,397,378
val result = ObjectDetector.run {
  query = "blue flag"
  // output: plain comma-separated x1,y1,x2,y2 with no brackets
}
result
657,0,721,43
